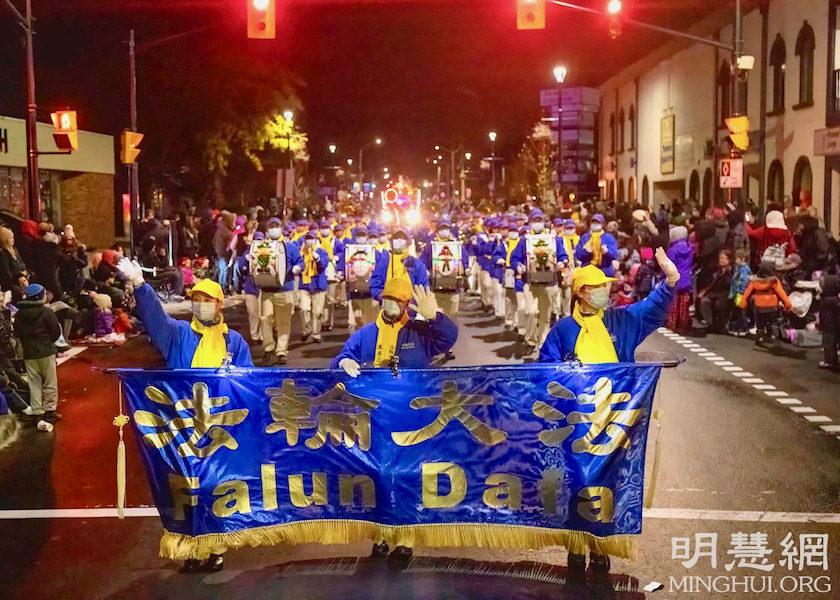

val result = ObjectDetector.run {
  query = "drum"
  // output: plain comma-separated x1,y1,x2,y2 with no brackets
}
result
525,234,558,285
248,239,287,289
431,241,463,292
345,244,375,294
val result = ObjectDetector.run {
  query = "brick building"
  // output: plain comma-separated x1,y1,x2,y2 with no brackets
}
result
0,115,115,249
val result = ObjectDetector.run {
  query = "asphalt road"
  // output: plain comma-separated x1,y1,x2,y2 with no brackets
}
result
2,292,839,600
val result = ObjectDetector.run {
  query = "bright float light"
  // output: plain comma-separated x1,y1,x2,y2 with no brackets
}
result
283,110,294,122
381,209,395,224
607,0,622,14
553,65,568,84
405,208,421,226
328,144,337,154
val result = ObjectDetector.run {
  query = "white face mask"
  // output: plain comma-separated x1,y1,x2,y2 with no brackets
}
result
532,222,545,234
508,231,519,240
305,239,316,248
192,301,218,323
379,235,388,244
584,286,610,310
267,227,281,240
382,299,404,320
438,229,451,240
320,228,331,237
357,237,368,245
591,223,603,233
565,228,577,236
392,239,407,253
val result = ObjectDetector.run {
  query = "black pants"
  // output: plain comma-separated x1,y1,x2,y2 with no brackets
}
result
821,297,840,366
700,295,731,333
754,308,780,342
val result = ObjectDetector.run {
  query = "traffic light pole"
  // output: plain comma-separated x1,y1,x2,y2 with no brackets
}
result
24,0,40,220
129,29,139,258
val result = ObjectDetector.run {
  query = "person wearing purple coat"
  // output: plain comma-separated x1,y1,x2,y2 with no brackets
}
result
666,225,694,334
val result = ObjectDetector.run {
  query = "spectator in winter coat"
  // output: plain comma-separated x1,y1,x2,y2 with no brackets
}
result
738,261,792,345
746,210,796,266
694,220,722,294
729,249,752,336
819,274,839,370
666,226,694,334
58,225,88,297
698,250,733,333
0,226,28,300
726,209,750,257
797,216,830,277
213,211,236,293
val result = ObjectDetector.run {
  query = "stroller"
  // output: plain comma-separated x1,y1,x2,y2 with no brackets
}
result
783,278,822,347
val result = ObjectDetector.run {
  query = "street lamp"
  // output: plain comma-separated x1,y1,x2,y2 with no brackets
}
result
465,152,472,161
283,109,294,122
553,66,568,204
607,0,622,15
328,144,336,154
358,138,383,203
488,131,497,200
553,65,568,84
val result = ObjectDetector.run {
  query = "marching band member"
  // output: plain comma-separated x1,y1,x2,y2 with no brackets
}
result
489,220,507,320
419,220,469,322
298,231,329,343
370,229,429,303
333,279,457,375
476,218,495,313
557,219,580,319
255,218,302,365
575,213,619,276
318,220,343,332
493,222,525,337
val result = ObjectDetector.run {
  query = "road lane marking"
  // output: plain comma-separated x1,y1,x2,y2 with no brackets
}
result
777,398,802,405
698,352,717,357
753,384,776,390
790,406,817,414
6,507,840,524
805,416,833,423
765,391,788,397
704,355,723,361
713,361,734,366
820,425,840,433
732,372,754,377
743,378,764,383
690,348,705,353
56,347,87,366
722,366,742,372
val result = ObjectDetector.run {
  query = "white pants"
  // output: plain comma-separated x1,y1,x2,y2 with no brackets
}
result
559,284,572,318
480,270,493,308
324,281,339,328
523,284,553,348
435,292,461,324
300,290,326,340
349,297,378,333
493,279,505,318
260,290,295,356
244,293,262,342
504,288,520,330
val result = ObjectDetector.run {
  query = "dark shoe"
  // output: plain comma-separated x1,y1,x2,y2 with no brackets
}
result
312,337,322,343
323,324,333,332
45,411,63,423
567,553,586,575
262,354,278,367
388,545,413,570
589,553,611,573
277,355,288,365
19,414,37,428
300,334,310,342
201,554,224,572
178,559,202,574
370,541,389,559
445,351,455,361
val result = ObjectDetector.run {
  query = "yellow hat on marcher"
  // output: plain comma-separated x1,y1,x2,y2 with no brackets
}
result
382,278,413,302
572,265,616,294
188,278,225,302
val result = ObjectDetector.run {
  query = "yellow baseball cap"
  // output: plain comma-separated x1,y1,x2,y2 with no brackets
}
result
188,278,225,302
572,265,616,294
382,278,413,302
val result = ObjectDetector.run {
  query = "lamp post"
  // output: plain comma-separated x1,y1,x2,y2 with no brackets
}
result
461,152,472,202
488,131,497,201
553,65,568,205
358,137,382,203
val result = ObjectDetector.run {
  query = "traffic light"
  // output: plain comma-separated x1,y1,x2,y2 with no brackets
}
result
725,116,750,151
121,130,144,165
248,0,276,39
607,0,622,38
517,0,546,31
50,110,78,151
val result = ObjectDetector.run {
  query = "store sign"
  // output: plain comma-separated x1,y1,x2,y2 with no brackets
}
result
660,116,675,174
814,127,840,156
719,158,743,189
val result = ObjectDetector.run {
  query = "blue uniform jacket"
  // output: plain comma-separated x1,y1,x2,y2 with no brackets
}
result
539,281,675,363
299,247,330,292
575,232,619,276
331,312,458,369
134,282,254,368
511,233,569,287
491,239,524,292
370,252,430,301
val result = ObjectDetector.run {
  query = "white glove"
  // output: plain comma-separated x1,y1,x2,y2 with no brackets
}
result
655,247,680,287
117,257,144,286
495,258,505,266
292,265,302,275
411,285,439,320
339,358,361,378
516,264,526,275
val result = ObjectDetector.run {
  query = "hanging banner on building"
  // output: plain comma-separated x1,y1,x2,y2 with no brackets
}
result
660,115,675,175
118,365,662,560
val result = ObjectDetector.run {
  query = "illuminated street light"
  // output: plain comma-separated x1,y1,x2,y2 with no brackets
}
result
553,65,568,84
489,131,497,142
283,109,294,122
433,159,439,165
465,152,472,160
383,167,389,172
607,0,622,14
375,138,382,145
434,145,440,151
328,144,336,154
347,158,353,166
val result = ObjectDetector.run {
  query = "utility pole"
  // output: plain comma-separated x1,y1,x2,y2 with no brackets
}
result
23,0,39,220
129,29,139,257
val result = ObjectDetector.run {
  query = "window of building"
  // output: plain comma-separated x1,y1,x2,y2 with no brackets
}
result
794,22,815,107
609,113,615,155
618,178,625,202
792,156,813,207
618,108,625,152
767,159,785,204
628,176,637,203
628,104,636,150
769,35,786,113
717,61,731,124
642,176,650,206
702,168,713,211
689,170,700,202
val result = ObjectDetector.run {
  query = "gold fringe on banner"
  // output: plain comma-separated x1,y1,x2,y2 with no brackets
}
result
159,520,638,561
113,379,130,520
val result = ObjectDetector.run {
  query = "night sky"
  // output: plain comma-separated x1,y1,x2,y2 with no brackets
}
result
0,0,726,180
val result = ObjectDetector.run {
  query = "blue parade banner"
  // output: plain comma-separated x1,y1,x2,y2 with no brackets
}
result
117,364,662,560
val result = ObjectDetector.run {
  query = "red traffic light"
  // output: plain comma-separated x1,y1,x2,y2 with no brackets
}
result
607,0,622,14
247,0,276,39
